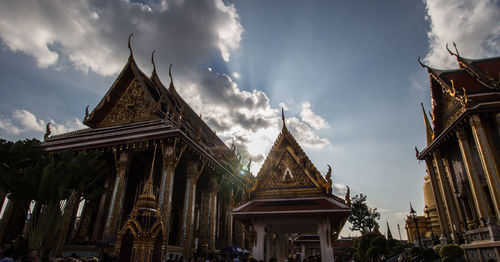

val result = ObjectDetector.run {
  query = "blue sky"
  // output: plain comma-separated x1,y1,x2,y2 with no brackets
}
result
0,0,499,239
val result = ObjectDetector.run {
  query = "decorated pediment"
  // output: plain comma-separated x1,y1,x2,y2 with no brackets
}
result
262,151,316,190
248,111,332,199
84,55,162,128
99,78,159,127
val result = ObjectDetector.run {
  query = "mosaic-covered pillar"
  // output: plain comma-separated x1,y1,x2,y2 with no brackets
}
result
456,127,491,225
209,176,221,251
181,160,204,258
103,151,130,238
158,140,185,248
425,158,451,243
441,156,466,232
433,151,461,241
469,115,500,221
227,189,234,247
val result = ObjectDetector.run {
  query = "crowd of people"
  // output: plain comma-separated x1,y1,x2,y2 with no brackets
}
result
0,247,325,262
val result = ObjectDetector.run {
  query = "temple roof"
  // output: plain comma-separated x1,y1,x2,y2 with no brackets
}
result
417,51,500,159
246,110,338,200
231,197,349,219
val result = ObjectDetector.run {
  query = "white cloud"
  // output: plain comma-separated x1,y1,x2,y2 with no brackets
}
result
0,109,84,137
287,117,332,150
300,102,329,130
232,72,240,79
424,0,500,67
0,0,332,176
0,0,243,76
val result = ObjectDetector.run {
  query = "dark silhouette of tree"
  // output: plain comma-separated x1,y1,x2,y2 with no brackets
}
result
0,138,108,251
348,193,380,234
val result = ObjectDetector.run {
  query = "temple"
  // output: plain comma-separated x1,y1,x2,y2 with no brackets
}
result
416,44,500,261
0,37,351,261
232,110,351,262
0,37,252,261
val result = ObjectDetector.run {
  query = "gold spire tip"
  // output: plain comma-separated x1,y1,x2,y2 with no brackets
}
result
128,34,134,57
281,107,286,128
151,50,157,73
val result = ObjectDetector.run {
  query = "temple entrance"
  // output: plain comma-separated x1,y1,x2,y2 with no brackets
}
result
232,111,350,262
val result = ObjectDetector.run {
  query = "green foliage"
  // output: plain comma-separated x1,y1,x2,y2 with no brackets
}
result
348,193,380,234
442,256,454,262
0,138,108,250
439,244,463,260
422,248,439,260
354,232,386,261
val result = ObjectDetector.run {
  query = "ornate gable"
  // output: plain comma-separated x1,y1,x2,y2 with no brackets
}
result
99,77,159,127
249,110,332,199
84,55,161,128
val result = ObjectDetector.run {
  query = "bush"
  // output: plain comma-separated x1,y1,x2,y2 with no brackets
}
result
442,256,454,262
422,248,439,260
410,246,422,256
367,246,383,259
439,244,463,260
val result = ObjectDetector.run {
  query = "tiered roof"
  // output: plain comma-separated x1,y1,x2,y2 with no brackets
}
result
417,45,500,159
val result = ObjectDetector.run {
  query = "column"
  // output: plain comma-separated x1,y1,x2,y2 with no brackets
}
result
181,160,204,258
425,158,451,242
301,244,306,261
103,152,130,238
442,157,467,232
433,152,461,240
252,222,266,261
456,127,491,224
209,177,221,250
227,190,234,247
469,115,500,221
91,176,110,241
495,113,500,137
317,219,333,262
158,140,185,248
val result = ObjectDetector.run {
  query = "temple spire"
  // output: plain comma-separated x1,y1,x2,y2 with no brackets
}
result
386,221,393,239
420,103,433,145
151,50,157,75
142,143,157,198
281,107,287,129
169,64,175,90
128,34,134,59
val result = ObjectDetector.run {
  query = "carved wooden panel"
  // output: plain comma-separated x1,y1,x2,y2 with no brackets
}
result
99,79,158,127
263,151,315,190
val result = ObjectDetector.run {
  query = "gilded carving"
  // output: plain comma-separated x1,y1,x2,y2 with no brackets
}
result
100,79,158,127
263,151,315,190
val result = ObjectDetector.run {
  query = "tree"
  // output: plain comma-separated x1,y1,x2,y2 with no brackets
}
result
0,138,108,251
348,193,380,234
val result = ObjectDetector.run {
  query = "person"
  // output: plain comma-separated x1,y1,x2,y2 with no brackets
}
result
167,254,175,262
24,250,38,262
0,248,14,262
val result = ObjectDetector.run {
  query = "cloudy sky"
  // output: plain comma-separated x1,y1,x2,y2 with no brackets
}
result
0,0,499,239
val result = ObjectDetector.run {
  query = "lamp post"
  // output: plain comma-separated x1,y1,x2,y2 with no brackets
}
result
410,202,424,249
424,205,439,245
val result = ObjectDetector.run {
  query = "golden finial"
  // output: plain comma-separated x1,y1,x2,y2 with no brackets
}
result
462,87,468,105
345,186,351,206
128,34,134,58
453,41,460,57
415,146,419,158
44,122,51,141
450,80,456,96
281,107,287,129
151,50,157,74
169,64,174,89
84,105,89,121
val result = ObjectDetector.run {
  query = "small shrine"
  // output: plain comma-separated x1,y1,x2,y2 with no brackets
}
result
232,110,351,262
115,145,166,262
